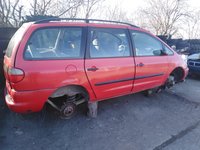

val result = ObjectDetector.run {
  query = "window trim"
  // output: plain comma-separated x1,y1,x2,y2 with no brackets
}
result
130,30,170,57
23,26,87,61
85,27,133,59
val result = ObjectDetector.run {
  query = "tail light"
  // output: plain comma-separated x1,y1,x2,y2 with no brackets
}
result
8,68,25,83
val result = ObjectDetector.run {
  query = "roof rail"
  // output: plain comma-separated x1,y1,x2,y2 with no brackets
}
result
34,18,139,28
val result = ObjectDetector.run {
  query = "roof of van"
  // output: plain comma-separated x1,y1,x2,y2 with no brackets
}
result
33,18,140,28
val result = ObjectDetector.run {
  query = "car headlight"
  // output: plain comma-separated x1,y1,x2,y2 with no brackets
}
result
181,54,188,63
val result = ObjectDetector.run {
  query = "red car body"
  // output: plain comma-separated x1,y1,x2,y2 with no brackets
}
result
3,20,188,113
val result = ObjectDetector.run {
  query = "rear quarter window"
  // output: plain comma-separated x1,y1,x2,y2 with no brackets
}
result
24,27,83,60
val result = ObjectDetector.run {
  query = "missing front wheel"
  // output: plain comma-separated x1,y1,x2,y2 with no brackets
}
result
166,75,176,88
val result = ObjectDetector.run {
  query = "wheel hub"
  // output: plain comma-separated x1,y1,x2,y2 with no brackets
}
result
63,105,74,116
166,75,175,88
60,102,76,119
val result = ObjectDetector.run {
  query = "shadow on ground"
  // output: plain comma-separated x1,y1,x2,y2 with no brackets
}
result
1,78,200,150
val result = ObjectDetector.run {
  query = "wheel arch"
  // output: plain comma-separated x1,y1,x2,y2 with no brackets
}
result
50,84,90,101
170,67,185,82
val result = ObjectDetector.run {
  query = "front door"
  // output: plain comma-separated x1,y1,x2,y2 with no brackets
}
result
85,27,135,100
130,30,169,93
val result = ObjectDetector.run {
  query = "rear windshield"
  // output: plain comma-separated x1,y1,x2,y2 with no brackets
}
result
6,23,29,57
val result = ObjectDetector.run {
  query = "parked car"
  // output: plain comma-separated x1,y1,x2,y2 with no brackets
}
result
188,53,200,75
4,18,188,118
0,48,5,87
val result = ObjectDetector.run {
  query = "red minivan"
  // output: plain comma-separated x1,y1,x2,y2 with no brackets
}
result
3,19,188,118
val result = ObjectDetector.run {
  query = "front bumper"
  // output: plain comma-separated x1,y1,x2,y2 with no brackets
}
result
5,84,54,113
188,59,200,75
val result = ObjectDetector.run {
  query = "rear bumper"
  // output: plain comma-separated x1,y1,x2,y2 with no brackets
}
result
5,85,54,113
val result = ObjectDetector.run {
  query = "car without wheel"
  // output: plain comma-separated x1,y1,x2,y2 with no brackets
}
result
4,18,188,118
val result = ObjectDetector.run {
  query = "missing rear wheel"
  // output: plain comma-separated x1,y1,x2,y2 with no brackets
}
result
60,102,77,119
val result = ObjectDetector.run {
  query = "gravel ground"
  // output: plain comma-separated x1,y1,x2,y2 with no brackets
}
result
0,77,200,150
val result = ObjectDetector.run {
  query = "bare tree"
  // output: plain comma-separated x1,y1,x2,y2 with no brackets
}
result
183,10,200,39
29,0,54,16
105,5,129,22
0,0,23,27
29,0,83,18
55,0,83,18
81,0,104,19
49,0,104,19
138,0,188,36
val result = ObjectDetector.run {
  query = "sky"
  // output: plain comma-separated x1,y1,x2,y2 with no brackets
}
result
105,0,200,13
105,0,145,12
20,0,200,16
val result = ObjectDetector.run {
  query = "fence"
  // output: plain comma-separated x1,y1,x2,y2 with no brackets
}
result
158,35,200,54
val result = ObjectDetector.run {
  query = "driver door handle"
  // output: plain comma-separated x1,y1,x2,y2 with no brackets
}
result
136,63,144,67
87,66,99,72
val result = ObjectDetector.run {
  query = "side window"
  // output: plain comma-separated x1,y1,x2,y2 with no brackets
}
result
24,28,82,59
131,31,163,56
163,45,174,55
89,28,131,58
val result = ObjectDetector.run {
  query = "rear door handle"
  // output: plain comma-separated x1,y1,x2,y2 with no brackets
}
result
87,67,99,72
136,63,144,67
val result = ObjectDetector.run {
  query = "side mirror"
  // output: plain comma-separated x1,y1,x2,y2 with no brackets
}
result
153,50,167,56
153,50,162,56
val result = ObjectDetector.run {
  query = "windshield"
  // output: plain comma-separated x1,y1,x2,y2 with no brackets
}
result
6,23,30,57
